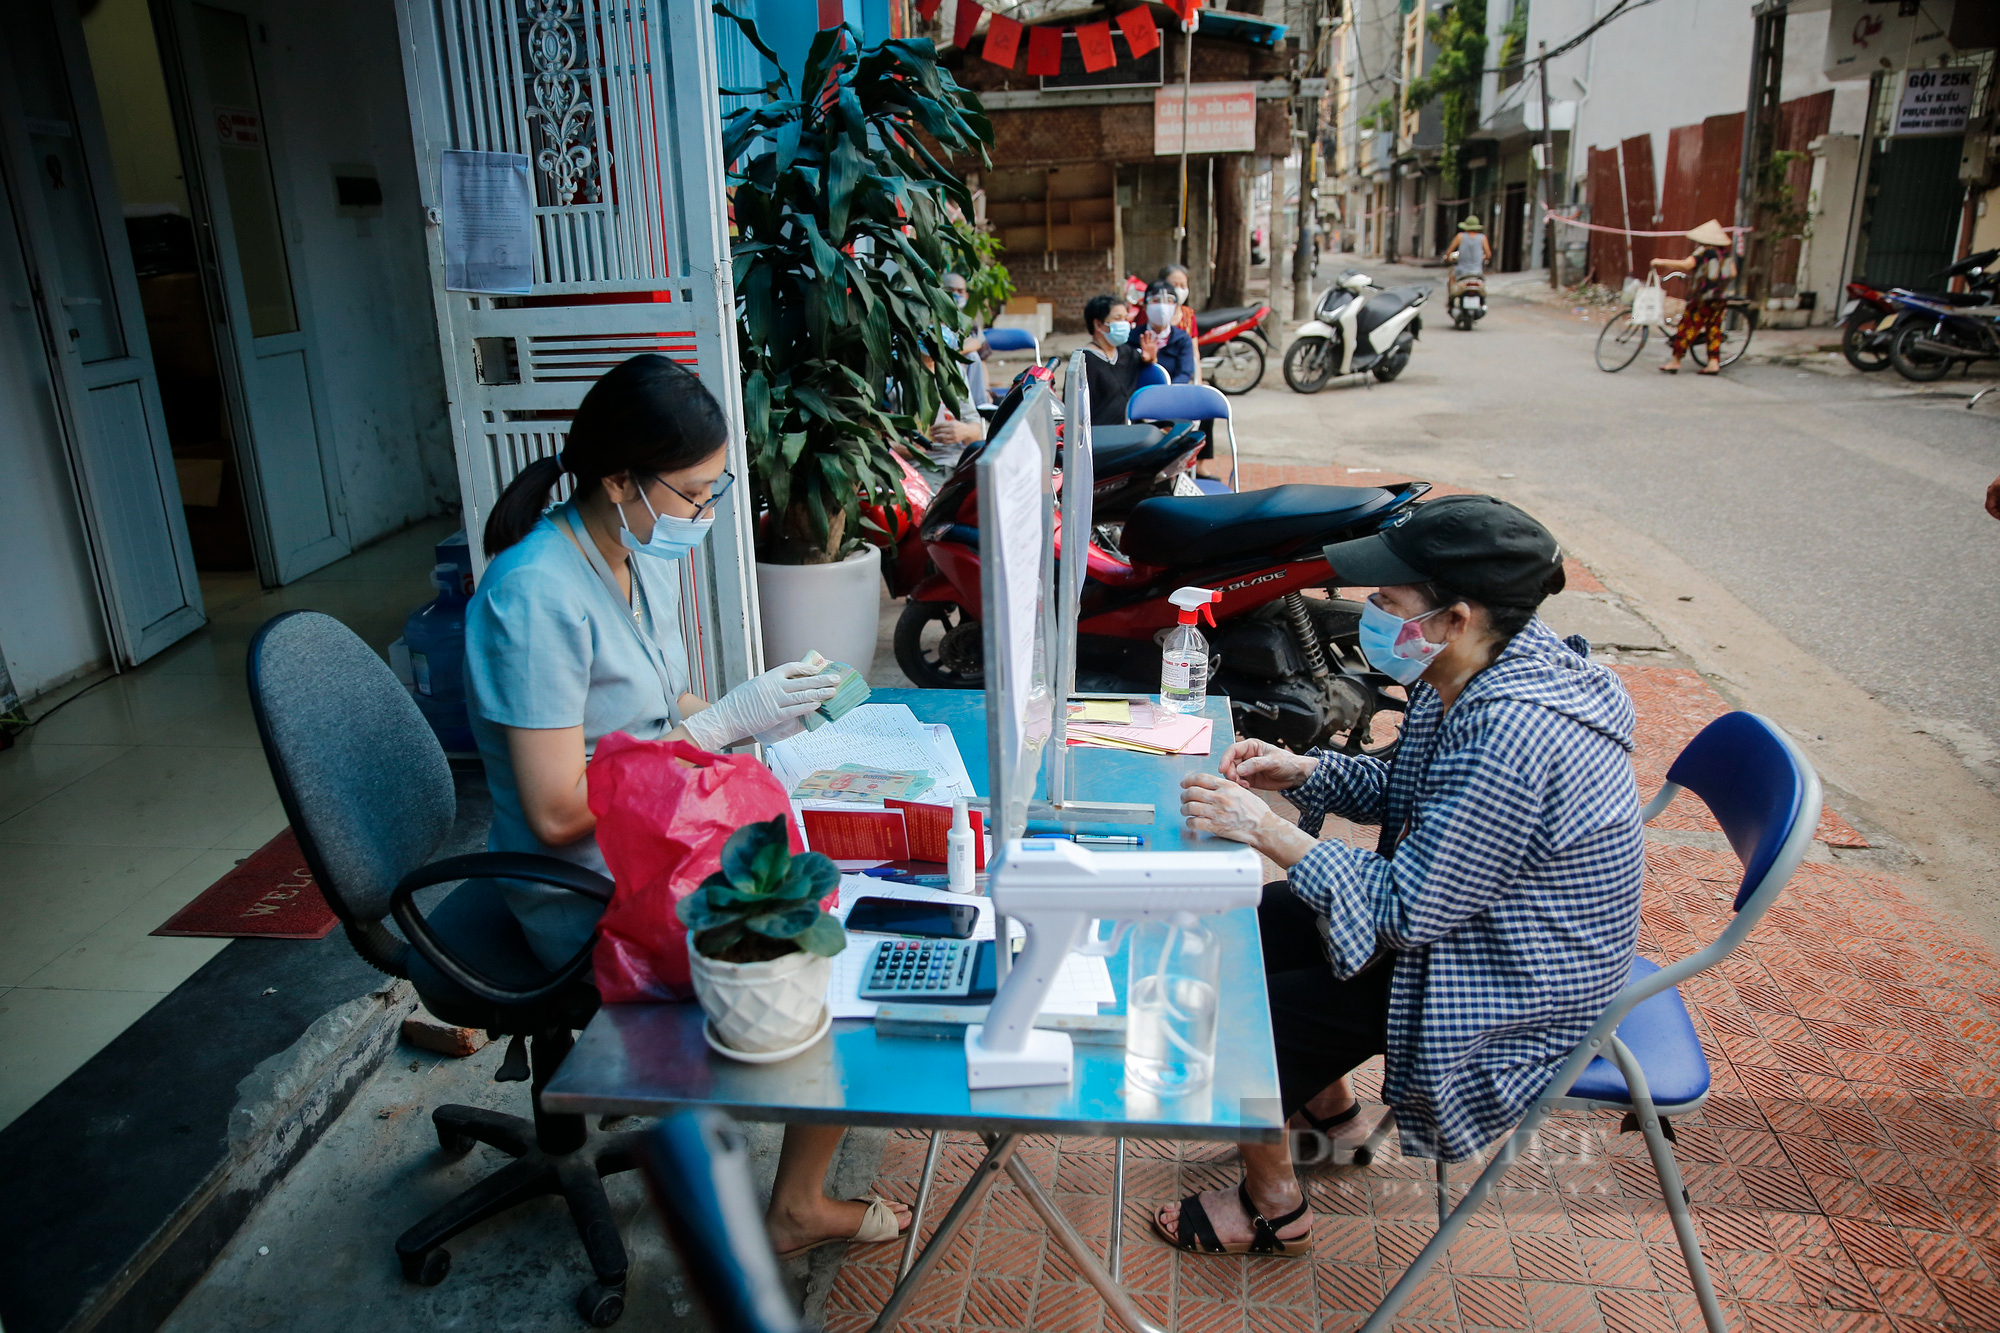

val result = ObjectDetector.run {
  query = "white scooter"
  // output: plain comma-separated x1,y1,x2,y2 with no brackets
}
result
1281,270,1429,394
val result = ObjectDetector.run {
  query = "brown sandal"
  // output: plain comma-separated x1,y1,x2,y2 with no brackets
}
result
1153,1183,1311,1257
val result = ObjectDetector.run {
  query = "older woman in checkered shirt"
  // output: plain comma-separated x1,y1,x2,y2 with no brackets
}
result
1158,496,1646,1258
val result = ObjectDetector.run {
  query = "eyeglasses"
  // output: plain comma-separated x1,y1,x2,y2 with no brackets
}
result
651,467,736,521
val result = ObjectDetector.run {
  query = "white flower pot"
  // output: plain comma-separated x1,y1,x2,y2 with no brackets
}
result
757,546,881,675
688,946,831,1054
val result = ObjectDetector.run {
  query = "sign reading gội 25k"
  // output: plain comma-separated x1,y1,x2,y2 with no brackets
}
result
1154,82,1257,156
1894,66,1977,138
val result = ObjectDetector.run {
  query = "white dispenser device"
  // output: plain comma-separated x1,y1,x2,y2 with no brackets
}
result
965,838,1263,1089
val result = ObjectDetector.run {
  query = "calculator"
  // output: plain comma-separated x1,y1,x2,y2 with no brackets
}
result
859,939,979,1000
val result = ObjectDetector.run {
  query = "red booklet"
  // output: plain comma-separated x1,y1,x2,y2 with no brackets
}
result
801,807,909,861
884,799,987,868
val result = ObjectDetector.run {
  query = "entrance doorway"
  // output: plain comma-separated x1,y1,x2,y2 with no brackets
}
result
1501,180,1526,272
81,0,254,570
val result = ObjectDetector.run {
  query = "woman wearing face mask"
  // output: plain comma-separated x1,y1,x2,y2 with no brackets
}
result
1156,263,1200,341
468,353,912,1258
1075,292,1157,425
1159,496,1643,1258
1140,281,1200,385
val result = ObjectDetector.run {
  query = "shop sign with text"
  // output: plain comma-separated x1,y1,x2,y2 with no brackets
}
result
1154,82,1257,155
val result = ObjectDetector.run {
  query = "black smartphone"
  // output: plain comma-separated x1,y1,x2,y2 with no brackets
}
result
845,896,979,939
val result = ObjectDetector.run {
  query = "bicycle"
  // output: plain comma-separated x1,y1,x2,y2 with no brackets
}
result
1595,274,1757,372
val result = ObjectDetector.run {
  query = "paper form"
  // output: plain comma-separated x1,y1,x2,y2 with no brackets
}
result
767,705,976,803
440,150,534,294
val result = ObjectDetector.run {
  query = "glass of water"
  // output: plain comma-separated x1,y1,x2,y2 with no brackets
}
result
1126,915,1221,1095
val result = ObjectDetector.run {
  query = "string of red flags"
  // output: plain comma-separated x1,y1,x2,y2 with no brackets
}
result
914,0,1163,76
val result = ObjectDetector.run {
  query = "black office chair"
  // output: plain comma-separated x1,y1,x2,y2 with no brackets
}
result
247,610,637,1327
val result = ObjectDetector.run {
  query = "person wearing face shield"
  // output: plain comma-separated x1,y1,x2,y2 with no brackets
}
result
1140,280,1200,385
1157,263,1200,341
1073,292,1158,424
466,354,914,1258
1158,496,1643,1258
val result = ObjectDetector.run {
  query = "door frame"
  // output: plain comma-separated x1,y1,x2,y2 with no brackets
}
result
150,0,351,586
0,0,205,665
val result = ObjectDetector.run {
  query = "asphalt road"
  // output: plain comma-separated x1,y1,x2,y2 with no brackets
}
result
1231,260,2000,781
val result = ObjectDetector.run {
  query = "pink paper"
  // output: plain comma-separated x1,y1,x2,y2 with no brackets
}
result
1067,713,1213,756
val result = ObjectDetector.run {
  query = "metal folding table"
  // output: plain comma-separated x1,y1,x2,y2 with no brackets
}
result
542,689,1282,1333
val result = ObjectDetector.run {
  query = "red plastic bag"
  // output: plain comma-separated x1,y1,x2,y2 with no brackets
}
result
587,734,804,1002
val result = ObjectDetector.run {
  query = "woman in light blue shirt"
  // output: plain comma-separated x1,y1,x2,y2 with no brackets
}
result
468,353,909,1258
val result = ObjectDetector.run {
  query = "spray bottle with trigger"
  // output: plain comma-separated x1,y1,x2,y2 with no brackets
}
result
1159,586,1221,716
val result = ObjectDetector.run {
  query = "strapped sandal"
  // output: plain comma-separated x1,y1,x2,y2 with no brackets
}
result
1152,1183,1311,1257
1292,1101,1374,1166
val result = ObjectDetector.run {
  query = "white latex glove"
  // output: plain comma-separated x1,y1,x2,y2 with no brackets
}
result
681,661,839,750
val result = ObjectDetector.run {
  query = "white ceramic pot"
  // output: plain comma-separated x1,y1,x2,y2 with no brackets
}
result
757,546,881,674
688,946,831,1054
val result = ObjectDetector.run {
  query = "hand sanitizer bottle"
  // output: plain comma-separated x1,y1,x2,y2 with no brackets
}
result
1159,587,1220,715
947,799,977,894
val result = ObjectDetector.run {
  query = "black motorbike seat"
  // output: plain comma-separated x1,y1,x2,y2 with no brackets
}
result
1080,424,1186,478
1194,305,1259,333
1120,484,1395,567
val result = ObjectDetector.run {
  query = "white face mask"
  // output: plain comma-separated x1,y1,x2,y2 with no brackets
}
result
1146,302,1176,329
618,484,714,562
1171,284,1189,304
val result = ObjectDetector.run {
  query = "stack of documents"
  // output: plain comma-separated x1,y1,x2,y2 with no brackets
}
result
766,704,977,805
1067,710,1213,756
792,765,935,803
798,650,871,729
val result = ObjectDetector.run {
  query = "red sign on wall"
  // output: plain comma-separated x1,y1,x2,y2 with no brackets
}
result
1153,82,1256,156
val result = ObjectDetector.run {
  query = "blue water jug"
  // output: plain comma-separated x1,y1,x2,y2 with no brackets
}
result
404,562,475,753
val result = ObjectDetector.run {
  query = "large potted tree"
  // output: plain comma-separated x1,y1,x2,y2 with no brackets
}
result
718,8,992,671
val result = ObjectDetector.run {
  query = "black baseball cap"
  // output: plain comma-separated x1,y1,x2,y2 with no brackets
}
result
1323,495,1563,607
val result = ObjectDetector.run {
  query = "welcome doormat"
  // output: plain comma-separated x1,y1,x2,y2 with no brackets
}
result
152,828,340,940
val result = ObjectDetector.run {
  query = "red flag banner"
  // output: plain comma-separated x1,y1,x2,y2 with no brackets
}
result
953,0,983,48
983,12,1023,67
1162,0,1198,29
1116,5,1159,58
1024,24,1063,76
1075,20,1116,72
916,0,940,18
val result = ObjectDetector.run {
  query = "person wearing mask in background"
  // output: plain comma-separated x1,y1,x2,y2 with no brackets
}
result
1075,292,1157,425
1158,497,1642,1257
1157,263,1200,342
929,271,990,447
1142,281,1200,385
467,354,912,1259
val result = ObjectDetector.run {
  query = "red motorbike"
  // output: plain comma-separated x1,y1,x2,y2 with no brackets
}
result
1194,304,1274,395
895,410,1430,753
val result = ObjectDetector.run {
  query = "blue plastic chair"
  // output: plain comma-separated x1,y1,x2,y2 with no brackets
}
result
982,326,1040,359
1358,711,1823,1333
1125,382,1237,492
1132,362,1170,390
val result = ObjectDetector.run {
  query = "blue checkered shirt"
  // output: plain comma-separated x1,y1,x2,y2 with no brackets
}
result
1283,619,1644,1161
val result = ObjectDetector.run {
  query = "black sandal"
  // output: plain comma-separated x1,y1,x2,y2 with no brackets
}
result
1152,1183,1311,1257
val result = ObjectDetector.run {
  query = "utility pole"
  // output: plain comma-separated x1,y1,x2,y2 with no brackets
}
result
1293,94,1319,319
1735,1,1785,306
1177,18,1195,265
1538,41,1556,288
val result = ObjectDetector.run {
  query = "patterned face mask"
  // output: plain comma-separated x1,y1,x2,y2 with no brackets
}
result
1358,596,1447,684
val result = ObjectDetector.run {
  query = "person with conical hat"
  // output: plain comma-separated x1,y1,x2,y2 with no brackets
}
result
1650,219,1737,374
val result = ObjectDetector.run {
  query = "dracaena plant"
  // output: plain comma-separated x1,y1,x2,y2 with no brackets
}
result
716,5,992,564
677,816,846,963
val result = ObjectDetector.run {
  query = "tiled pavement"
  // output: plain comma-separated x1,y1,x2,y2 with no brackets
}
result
817,469,2000,1332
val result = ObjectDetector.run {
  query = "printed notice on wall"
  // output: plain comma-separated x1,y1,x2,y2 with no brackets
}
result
1893,67,1975,138
441,150,534,294
1154,81,1258,156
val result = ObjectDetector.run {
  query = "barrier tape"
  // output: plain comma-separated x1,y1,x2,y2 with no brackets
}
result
1542,206,1751,238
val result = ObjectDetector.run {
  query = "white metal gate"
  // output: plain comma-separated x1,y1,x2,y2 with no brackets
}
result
394,0,759,697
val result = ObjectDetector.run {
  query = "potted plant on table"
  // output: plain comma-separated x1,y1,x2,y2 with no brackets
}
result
717,6,992,670
680,816,847,1056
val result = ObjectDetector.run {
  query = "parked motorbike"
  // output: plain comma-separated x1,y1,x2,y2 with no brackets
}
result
895,429,1433,753
1282,271,1428,393
1841,248,1998,373
1447,272,1487,331
871,364,1207,597
1885,287,2000,383
1194,303,1275,395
